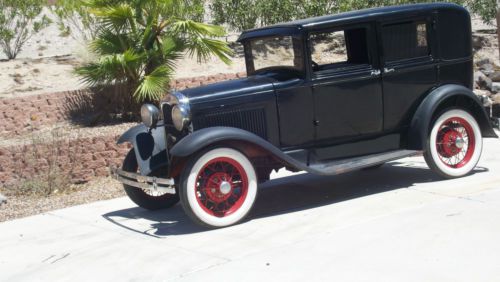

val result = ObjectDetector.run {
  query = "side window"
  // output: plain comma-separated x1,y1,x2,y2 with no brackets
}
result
382,21,430,62
310,27,369,72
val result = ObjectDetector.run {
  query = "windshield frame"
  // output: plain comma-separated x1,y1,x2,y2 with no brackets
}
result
242,33,306,77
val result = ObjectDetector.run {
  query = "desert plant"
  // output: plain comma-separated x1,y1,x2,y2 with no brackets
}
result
0,0,51,59
76,0,233,103
3,126,79,197
50,0,99,42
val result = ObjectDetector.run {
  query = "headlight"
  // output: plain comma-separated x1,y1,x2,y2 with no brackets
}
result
172,105,190,131
141,104,160,128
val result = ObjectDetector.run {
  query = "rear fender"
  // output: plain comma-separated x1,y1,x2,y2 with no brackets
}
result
117,122,168,176
408,84,497,150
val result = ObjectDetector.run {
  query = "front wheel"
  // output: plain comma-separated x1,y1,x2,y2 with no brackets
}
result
179,148,258,228
122,149,179,210
424,108,483,179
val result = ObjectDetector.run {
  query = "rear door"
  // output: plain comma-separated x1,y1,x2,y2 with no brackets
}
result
310,23,383,146
379,16,438,131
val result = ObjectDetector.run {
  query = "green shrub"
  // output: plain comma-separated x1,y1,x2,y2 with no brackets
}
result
211,0,495,32
0,0,51,59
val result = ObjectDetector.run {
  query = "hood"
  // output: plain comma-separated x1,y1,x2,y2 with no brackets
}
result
179,75,276,104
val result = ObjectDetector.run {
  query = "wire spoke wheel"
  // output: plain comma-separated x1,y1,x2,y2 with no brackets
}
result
180,148,258,228
435,117,475,168
424,109,482,179
195,157,249,217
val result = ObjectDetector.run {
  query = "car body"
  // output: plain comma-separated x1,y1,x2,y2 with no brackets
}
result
113,3,498,228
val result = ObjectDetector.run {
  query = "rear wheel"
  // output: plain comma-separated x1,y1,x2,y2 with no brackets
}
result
423,109,482,179
179,148,258,228
122,149,179,210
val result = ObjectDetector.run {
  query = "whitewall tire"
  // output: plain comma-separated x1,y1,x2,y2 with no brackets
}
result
424,109,482,178
179,148,258,228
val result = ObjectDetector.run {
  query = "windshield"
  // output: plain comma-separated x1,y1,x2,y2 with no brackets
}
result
245,35,304,76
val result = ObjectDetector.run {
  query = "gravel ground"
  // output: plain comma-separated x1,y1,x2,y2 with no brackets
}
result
0,121,137,147
0,177,125,222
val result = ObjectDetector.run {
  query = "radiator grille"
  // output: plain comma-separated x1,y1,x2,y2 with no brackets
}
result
193,108,267,139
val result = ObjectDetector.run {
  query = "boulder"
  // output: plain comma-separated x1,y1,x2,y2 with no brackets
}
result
492,82,500,93
472,35,485,50
481,64,495,76
474,89,492,97
476,57,494,68
491,94,500,105
475,71,493,91
0,193,6,206
489,71,500,82
477,95,492,107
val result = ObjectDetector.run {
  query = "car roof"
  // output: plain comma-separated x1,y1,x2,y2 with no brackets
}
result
238,3,467,41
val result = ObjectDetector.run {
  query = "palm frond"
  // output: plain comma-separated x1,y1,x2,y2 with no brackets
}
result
90,29,127,54
134,65,172,101
91,3,135,32
186,37,233,65
170,20,226,37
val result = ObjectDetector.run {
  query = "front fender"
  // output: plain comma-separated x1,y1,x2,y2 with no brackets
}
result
408,84,497,150
117,122,168,176
170,127,311,172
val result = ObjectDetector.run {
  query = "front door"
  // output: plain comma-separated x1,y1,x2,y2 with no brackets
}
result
310,23,383,146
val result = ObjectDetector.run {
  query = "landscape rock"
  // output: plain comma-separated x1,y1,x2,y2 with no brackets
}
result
476,58,494,68
0,193,6,206
477,95,492,107
472,35,486,50
475,71,493,91
474,89,492,97
492,82,500,93
489,71,500,82
491,94,500,105
480,64,495,76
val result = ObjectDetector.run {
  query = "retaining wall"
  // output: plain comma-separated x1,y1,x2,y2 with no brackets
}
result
0,72,245,185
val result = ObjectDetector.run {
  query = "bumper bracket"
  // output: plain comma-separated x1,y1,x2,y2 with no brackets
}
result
111,167,176,194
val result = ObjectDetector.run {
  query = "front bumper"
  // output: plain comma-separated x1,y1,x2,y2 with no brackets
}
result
111,167,176,194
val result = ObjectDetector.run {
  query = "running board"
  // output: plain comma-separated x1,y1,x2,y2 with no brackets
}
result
306,150,421,176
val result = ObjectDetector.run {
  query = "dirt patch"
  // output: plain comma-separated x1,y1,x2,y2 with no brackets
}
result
0,177,125,222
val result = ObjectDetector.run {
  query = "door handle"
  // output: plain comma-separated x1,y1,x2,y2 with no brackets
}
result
384,67,395,73
371,69,381,76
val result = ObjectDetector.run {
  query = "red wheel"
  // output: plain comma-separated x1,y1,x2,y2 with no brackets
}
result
195,157,249,217
179,148,257,228
435,117,475,168
424,109,482,178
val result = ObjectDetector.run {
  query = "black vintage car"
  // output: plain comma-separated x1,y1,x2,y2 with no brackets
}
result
113,3,497,228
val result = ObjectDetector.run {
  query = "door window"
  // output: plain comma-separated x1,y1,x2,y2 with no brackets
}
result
309,27,370,72
382,21,430,62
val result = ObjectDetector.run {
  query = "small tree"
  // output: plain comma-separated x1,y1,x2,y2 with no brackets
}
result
51,0,99,42
76,0,233,103
0,0,51,60
211,0,260,31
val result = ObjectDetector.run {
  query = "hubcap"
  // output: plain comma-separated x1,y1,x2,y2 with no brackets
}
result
219,181,232,195
435,117,475,168
455,137,465,149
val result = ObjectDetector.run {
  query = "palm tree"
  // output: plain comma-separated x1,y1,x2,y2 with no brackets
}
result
76,0,232,103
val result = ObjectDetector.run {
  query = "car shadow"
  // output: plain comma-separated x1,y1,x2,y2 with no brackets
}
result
102,162,488,237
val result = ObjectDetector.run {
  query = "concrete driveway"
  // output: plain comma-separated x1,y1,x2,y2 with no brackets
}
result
1,138,500,282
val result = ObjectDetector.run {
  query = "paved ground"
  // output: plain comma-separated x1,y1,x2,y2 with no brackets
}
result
1,138,500,282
